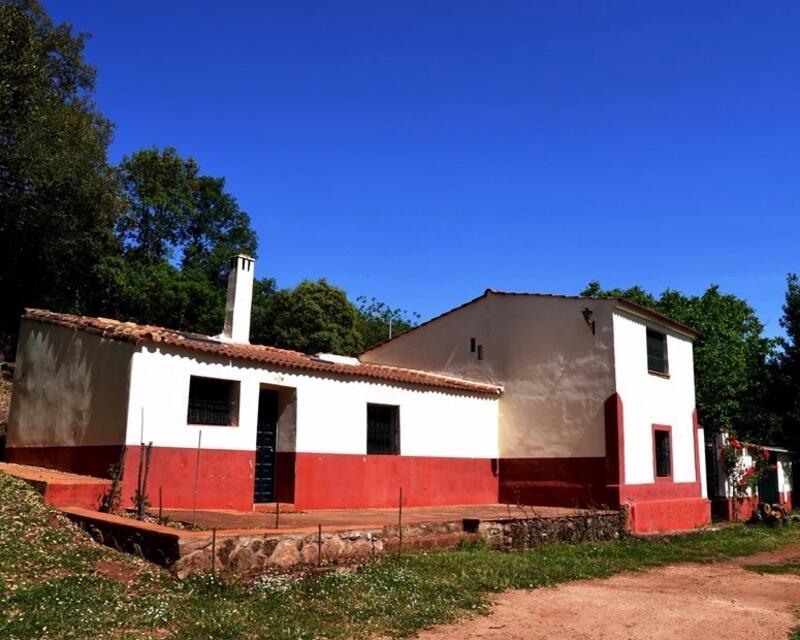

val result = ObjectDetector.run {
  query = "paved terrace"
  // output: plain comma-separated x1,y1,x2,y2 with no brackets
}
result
160,503,611,533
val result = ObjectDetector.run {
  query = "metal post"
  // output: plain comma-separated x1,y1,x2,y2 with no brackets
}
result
192,430,202,529
211,527,217,574
158,486,163,524
398,486,403,556
275,501,280,529
317,524,322,567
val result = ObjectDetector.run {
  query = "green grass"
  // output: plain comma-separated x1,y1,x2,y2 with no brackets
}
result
744,559,800,575
1,471,800,640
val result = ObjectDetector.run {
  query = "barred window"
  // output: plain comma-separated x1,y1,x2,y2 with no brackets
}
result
367,404,400,455
187,376,239,426
646,329,669,375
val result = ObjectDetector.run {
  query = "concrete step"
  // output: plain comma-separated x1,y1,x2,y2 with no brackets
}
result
0,462,111,510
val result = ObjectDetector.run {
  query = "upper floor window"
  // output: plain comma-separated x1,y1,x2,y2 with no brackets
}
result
646,328,669,376
367,403,400,455
187,376,240,426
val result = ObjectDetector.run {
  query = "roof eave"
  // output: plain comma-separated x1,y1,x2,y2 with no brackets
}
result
612,301,699,340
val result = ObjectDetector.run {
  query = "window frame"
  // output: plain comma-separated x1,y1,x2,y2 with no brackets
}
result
646,328,670,377
366,403,401,455
186,375,241,427
652,424,673,481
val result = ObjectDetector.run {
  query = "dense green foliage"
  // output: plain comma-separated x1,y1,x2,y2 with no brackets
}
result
251,279,365,356
0,0,414,358
0,0,121,354
774,274,800,448
1,470,799,640
581,280,797,446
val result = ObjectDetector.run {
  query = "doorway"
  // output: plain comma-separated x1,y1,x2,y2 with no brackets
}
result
254,389,278,503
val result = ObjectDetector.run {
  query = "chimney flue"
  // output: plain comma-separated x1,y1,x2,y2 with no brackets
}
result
221,254,255,343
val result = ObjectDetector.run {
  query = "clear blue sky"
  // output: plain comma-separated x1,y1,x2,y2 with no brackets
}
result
46,1,798,336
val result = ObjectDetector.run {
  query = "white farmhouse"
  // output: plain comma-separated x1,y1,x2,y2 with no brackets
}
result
6,255,710,532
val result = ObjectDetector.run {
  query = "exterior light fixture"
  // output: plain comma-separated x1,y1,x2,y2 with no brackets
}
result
581,308,596,335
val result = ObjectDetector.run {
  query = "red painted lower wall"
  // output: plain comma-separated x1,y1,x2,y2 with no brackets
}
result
293,452,499,509
627,497,710,533
5,445,124,478
499,457,618,507
122,445,256,511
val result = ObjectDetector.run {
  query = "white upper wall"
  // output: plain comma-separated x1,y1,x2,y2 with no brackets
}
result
612,310,697,485
362,293,617,459
126,344,499,459
7,321,134,448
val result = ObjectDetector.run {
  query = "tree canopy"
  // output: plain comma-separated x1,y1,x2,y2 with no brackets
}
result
0,0,121,354
773,274,800,448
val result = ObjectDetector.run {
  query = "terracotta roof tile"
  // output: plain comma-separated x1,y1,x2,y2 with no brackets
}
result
23,309,502,396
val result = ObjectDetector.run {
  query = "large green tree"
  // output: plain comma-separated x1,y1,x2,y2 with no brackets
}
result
774,274,800,447
100,147,258,335
251,279,366,356
0,0,121,356
356,296,419,349
582,281,777,443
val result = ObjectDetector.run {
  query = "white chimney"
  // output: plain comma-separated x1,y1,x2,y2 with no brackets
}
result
221,254,255,343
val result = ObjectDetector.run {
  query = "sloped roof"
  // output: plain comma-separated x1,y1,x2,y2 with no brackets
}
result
23,309,502,396
362,288,698,354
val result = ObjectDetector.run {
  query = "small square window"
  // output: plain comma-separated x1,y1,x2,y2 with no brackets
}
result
477,344,483,360
367,404,400,455
646,329,669,375
470,337,476,353
187,376,240,426
654,429,672,478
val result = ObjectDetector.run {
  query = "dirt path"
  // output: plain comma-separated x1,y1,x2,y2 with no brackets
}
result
416,545,800,640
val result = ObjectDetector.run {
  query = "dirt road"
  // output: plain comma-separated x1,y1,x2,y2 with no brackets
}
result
416,545,800,640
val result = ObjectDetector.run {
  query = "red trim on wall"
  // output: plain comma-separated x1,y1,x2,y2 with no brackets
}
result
627,497,710,533
621,481,702,502
122,445,256,511
499,457,618,507
604,393,625,487
275,451,296,504
293,453,499,509
5,445,124,478
651,424,673,482
692,409,703,487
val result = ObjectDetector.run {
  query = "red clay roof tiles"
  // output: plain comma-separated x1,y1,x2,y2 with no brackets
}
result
23,309,502,396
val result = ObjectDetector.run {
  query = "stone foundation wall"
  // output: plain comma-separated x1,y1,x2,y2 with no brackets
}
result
174,521,471,578
473,511,627,550
63,506,626,577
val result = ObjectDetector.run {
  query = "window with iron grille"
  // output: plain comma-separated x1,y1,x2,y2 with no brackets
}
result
187,376,239,426
654,429,671,478
646,328,669,375
367,404,400,455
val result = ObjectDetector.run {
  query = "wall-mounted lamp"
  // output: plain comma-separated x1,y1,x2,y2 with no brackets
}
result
581,307,596,335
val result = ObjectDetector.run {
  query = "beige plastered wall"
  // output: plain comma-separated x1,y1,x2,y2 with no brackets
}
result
362,293,617,459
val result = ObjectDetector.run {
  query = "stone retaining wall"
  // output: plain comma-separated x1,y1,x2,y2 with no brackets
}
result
472,511,627,550
62,506,626,577
174,521,471,578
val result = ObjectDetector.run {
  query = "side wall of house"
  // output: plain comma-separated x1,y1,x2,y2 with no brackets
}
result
123,345,500,510
778,453,793,509
362,293,620,506
5,320,134,477
612,310,710,532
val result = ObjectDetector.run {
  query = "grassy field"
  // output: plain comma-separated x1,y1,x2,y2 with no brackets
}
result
1,471,800,640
